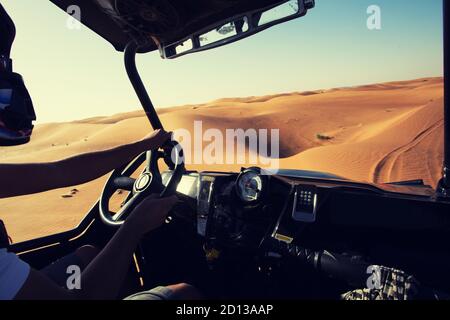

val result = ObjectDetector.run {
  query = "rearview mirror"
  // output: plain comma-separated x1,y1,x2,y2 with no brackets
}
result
259,0,303,26
160,0,315,59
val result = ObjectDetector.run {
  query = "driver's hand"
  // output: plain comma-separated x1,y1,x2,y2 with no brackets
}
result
0,3,16,58
139,129,173,151
125,195,178,236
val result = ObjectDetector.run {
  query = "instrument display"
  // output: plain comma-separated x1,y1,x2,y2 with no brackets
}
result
236,168,265,203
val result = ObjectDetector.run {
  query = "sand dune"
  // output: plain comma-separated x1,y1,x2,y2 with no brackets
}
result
0,77,444,242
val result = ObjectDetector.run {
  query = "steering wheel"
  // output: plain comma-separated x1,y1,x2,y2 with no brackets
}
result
99,140,185,226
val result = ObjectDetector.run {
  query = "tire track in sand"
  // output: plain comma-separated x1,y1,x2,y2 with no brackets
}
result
372,119,443,183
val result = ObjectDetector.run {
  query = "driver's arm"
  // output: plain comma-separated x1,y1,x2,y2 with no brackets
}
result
0,130,171,198
14,195,177,300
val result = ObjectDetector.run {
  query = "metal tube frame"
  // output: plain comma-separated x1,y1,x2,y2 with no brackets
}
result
438,0,450,198
124,41,164,130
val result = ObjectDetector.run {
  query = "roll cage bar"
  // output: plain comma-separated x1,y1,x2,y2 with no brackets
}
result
123,1,450,199
124,42,163,130
440,0,450,197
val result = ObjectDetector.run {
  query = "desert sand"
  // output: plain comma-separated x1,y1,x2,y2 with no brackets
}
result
0,77,444,242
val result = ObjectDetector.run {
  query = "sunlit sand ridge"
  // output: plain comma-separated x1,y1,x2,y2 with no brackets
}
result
0,77,443,242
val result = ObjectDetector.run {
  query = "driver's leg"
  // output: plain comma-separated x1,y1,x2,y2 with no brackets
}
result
41,245,99,287
74,245,100,267
124,283,202,300
166,283,203,299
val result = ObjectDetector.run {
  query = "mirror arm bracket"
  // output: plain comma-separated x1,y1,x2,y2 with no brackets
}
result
124,41,164,130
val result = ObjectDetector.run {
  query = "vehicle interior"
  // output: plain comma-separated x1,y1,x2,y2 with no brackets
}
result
9,0,450,299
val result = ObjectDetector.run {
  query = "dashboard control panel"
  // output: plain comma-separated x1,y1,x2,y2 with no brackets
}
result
194,170,321,249
197,174,215,237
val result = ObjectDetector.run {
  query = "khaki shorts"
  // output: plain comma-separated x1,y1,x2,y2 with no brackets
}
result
124,286,175,300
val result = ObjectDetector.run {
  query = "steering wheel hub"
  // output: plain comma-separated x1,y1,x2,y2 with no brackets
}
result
135,173,152,191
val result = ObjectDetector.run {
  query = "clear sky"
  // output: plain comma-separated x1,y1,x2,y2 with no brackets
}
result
2,0,444,123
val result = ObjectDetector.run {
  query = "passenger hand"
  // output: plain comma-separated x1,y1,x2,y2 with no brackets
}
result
125,195,178,236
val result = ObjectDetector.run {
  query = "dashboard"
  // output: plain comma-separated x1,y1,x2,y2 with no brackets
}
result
160,167,450,288
163,166,450,253
165,167,321,249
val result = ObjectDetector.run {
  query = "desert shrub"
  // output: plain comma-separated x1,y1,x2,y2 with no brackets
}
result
316,133,333,140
